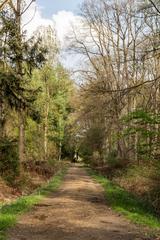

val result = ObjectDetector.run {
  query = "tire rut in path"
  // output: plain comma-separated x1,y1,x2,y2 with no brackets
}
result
8,166,143,240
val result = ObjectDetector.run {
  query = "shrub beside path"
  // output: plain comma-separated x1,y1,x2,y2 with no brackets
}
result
7,166,146,240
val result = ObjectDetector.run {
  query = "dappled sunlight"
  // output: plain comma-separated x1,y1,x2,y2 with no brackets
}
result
0,0,160,239
7,167,141,240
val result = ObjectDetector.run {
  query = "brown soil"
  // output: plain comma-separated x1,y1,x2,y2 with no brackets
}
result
0,179,18,203
7,166,145,240
0,173,48,204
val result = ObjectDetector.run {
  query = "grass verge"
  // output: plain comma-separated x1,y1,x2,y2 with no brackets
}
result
88,168,160,230
0,169,66,240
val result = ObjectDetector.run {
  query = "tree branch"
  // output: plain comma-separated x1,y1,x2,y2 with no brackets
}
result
148,0,160,15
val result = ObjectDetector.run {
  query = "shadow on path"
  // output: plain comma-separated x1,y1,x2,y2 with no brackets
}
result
7,167,143,240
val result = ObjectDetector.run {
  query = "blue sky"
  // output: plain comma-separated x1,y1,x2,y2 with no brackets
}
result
37,0,84,17
24,0,85,69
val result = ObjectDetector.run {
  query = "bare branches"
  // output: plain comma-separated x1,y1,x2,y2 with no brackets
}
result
148,0,160,15
21,0,35,15
91,76,160,94
0,0,9,10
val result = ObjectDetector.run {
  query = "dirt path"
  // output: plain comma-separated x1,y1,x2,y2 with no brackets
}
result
7,166,143,240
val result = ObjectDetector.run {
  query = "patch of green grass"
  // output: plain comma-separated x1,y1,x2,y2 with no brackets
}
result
88,168,160,230
0,169,66,240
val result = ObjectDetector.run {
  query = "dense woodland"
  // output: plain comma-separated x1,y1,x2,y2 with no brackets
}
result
68,0,160,215
0,0,75,195
0,0,160,218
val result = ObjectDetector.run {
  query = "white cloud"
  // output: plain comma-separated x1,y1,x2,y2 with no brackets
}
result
22,1,53,37
22,2,83,46
22,2,84,69
52,11,83,48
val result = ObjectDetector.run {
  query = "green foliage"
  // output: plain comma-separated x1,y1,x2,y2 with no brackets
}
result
79,142,93,163
123,110,160,125
31,64,74,160
25,118,43,161
122,109,160,159
0,10,47,113
106,150,121,168
0,138,19,183
0,4,74,177
88,169,160,229
79,125,104,163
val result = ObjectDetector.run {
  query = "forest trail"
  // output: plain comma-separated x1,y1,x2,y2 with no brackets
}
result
7,166,143,240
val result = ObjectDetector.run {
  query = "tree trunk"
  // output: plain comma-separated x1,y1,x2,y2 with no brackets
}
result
58,141,62,161
44,73,50,161
19,111,25,170
16,0,26,170
44,107,49,161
